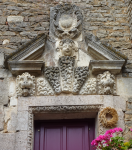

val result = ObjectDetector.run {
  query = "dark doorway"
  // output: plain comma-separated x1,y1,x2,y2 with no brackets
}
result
34,119,95,150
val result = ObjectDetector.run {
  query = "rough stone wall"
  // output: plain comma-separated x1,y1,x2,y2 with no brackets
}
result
0,0,131,62
127,0,132,40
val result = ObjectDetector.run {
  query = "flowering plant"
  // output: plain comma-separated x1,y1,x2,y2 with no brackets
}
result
91,128,132,150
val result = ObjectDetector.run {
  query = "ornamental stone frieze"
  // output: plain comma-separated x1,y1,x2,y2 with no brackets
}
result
16,72,35,97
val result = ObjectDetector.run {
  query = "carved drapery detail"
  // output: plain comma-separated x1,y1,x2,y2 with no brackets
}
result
51,3,83,39
37,78,54,96
97,71,116,95
16,72,35,97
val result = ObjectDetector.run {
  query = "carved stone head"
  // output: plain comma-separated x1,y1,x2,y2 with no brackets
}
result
97,71,116,95
16,72,35,97
51,3,83,39
57,39,78,57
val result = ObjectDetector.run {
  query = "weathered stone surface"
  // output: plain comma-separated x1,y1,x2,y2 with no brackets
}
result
2,39,9,44
7,107,17,132
8,78,16,97
16,111,28,130
117,110,125,130
103,95,114,107
3,31,16,36
0,78,8,105
125,111,132,115
113,96,126,111
117,77,132,96
18,95,104,111
0,17,6,24
0,69,12,78
127,103,132,110
10,97,17,106
125,121,132,127
0,105,4,130
7,16,24,22
0,133,15,150
0,52,4,67
128,97,132,103
15,131,28,150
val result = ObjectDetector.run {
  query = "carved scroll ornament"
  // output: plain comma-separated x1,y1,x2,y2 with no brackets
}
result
16,72,35,97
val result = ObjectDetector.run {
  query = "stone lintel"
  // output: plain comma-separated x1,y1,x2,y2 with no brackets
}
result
8,60,44,76
89,60,125,75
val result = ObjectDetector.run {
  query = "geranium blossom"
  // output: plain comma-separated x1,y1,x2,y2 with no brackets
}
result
91,127,123,149
130,129,132,132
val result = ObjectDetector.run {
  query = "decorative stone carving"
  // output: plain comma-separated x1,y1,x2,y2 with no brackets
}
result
37,78,54,96
51,3,83,39
97,71,116,95
56,39,78,57
16,72,35,97
59,56,75,93
79,78,97,95
73,67,89,94
45,67,61,94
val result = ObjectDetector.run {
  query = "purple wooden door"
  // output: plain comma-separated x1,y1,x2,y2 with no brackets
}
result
34,119,95,150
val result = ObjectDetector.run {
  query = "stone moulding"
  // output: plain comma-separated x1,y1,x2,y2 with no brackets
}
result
27,105,102,150
89,60,125,75
8,60,44,75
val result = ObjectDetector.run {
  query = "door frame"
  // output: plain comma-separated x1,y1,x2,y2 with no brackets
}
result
27,105,102,150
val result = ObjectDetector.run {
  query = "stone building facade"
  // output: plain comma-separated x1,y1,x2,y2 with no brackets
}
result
0,0,132,150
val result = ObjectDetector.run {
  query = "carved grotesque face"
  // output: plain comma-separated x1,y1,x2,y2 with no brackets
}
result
58,39,78,57
62,42,73,56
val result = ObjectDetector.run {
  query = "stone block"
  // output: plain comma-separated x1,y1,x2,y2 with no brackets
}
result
8,78,16,97
0,78,9,105
10,96,17,106
125,111,132,114
127,103,132,110
0,52,4,67
0,133,15,150
125,120,132,127
113,96,126,111
103,95,114,107
16,111,28,131
0,105,4,130
0,17,6,25
3,31,16,36
0,69,12,78
117,110,125,130
117,77,132,96
7,16,24,22
15,131,28,150
18,95,104,111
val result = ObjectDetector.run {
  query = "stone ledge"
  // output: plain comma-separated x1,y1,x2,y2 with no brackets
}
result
89,60,125,75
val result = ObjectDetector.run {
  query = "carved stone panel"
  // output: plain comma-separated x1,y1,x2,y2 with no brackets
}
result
79,78,97,95
16,72,35,97
37,78,54,96
50,3,83,39
45,67,61,94
97,71,116,95
73,67,89,94
59,56,75,93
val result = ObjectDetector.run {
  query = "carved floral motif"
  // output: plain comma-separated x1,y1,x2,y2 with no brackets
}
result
45,67,61,94
97,71,116,95
79,78,97,95
16,72,35,97
51,3,83,39
73,67,89,94
37,78,54,96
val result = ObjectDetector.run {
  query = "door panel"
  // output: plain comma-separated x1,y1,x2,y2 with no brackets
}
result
34,119,95,150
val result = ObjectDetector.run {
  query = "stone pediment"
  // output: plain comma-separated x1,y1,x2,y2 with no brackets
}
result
4,3,128,97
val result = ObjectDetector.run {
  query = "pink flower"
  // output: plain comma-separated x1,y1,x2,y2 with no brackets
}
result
130,129,132,132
